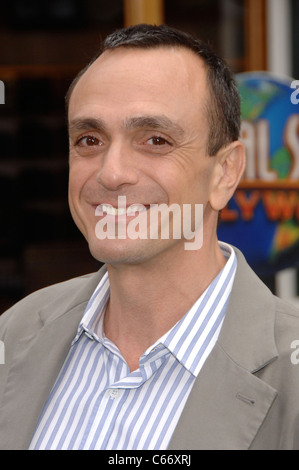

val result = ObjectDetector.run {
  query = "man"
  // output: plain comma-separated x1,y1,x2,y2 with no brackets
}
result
1,24,299,450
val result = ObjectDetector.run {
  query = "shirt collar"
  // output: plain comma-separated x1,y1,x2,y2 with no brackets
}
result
159,242,237,375
73,242,237,376
72,271,109,344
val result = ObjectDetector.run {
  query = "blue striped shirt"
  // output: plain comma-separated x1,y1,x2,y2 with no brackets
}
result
29,242,237,450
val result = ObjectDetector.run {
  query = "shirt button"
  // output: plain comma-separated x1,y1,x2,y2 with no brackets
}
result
109,389,119,399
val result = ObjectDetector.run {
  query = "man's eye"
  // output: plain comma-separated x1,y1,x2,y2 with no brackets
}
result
76,135,101,146
147,136,169,146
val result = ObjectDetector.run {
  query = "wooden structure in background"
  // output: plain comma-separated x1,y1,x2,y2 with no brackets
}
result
244,0,267,70
124,0,164,27
123,0,267,71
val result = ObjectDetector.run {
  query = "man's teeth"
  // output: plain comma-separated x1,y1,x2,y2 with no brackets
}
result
126,204,148,215
96,204,148,216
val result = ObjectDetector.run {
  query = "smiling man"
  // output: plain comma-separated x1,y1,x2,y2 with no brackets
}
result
1,24,299,450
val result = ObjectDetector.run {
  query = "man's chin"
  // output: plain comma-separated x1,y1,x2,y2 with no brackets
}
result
87,238,149,266
87,236,178,267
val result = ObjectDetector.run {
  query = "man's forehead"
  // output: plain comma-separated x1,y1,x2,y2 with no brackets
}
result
82,45,207,84
68,45,209,129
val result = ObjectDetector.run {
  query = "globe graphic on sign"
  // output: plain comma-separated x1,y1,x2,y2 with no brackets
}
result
217,72,299,276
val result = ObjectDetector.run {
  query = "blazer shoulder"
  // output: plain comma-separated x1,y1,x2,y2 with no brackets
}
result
273,295,299,355
0,269,105,340
274,295,299,319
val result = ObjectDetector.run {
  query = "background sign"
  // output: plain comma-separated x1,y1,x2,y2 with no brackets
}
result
217,72,299,275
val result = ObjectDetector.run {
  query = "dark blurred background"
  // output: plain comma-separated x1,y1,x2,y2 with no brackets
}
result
0,0,298,313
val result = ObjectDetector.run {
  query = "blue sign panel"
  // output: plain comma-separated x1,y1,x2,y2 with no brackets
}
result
217,72,299,275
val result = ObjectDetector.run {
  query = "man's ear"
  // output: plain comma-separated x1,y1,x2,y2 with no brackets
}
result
209,140,246,211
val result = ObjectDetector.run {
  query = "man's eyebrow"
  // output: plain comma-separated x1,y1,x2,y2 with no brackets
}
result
68,117,107,133
68,115,185,138
124,115,185,138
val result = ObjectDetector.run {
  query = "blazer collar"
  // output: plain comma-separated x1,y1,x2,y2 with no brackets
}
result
38,267,107,327
217,247,278,373
169,248,279,450
38,249,277,374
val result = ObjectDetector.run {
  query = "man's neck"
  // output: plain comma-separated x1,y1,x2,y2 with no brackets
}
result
103,238,226,371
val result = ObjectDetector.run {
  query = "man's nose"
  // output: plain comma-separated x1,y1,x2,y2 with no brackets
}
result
96,142,139,190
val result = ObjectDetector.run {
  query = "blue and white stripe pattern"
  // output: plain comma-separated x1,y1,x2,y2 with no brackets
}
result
29,242,237,450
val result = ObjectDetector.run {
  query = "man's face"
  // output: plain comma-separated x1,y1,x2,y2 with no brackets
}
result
68,46,221,265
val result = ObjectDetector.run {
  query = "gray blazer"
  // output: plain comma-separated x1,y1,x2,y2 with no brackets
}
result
1,248,299,450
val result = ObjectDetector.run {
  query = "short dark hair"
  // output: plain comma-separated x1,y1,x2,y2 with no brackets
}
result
66,23,241,156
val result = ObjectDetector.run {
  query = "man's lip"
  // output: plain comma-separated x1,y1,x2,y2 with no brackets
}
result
93,203,151,217
91,203,150,208
91,203,151,209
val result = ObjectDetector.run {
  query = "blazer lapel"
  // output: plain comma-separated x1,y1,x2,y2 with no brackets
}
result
169,248,279,450
0,268,106,450
0,305,85,450
168,342,278,450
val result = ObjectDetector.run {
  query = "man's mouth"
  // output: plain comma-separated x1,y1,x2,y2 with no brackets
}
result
95,203,149,217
